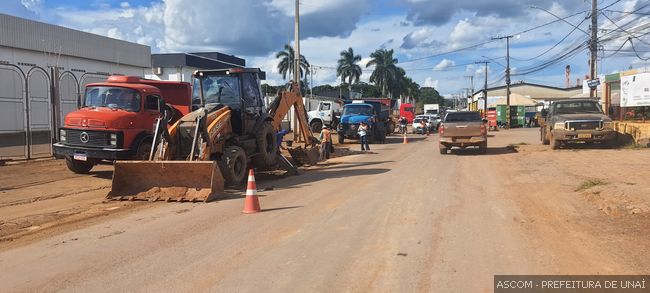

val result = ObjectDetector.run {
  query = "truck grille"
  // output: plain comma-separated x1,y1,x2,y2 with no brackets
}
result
567,121,601,130
65,129,112,147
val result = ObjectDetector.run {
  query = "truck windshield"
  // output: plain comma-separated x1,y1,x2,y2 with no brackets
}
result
193,75,241,110
554,101,602,114
445,112,481,122
343,105,373,116
84,86,140,112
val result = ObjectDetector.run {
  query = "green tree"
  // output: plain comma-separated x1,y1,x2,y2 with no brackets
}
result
417,87,444,107
351,82,382,98
275,44,310,81
366,48,399,98
336,47,363,96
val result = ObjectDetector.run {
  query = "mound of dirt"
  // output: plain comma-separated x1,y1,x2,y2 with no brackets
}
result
579,182,650,216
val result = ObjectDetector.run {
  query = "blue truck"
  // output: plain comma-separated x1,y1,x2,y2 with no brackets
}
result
337,100,387,144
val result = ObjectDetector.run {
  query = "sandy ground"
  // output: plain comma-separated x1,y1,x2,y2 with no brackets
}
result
0,128,649,291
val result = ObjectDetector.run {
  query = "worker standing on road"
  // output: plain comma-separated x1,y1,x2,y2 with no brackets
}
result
358,121,370,151
318,126,332,161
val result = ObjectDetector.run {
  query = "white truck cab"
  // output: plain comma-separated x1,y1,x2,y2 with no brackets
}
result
307,101,342,132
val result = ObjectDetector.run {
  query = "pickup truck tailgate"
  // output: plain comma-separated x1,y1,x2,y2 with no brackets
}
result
442,122,483,137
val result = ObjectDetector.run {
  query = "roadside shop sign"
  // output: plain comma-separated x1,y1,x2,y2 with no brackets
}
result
621,72,650,107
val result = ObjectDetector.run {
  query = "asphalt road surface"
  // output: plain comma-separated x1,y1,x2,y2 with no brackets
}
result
1,129,648,292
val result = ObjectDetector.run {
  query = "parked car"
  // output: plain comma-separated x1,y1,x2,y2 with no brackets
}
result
438,111,487,154
540,99,616,149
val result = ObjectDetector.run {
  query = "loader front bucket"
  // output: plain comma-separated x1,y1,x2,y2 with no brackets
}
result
108,161,224,202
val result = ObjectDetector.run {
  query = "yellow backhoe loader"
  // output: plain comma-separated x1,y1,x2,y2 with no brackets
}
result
107,68,319,202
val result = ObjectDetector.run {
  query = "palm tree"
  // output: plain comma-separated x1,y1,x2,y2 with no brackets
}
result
366,49,399,98
336,47,362,97
275,44,310,81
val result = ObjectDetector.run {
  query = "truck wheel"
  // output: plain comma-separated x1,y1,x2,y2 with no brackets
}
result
310,120,323,133
135,141,152,160
65,158,93,174
338,134,344,144
253,122,278,168
550,135,561,150
218,146,248,187
541,128,550,145
387,121,395,135
439,144,447,155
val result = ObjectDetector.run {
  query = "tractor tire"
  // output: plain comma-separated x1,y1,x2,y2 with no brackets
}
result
218,146,248,187
65,158,93,174
253,122,278,168
310,120,323,133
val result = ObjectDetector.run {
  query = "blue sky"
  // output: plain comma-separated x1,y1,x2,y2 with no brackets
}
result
2,0,649,96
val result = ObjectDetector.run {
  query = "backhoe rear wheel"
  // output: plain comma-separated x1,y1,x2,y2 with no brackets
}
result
219,146,248,187
253,122,278,168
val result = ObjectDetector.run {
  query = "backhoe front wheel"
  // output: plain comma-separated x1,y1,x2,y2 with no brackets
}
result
219,146,248,187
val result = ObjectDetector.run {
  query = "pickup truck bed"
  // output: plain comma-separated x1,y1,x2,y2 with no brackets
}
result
439,111,487,154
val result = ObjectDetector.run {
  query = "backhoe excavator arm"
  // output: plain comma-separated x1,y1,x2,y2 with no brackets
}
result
268,83,317,145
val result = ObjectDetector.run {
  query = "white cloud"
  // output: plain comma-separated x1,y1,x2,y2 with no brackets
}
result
423,77,439,88
434,59,455,70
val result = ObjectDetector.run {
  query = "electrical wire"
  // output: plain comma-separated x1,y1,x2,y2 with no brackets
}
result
511,17,589,62
630,39,650,61
600,11,650,45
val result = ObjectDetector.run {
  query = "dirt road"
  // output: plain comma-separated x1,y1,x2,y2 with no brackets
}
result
1,129,649,292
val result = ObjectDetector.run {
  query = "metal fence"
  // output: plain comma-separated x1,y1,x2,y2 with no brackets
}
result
0,63,111,160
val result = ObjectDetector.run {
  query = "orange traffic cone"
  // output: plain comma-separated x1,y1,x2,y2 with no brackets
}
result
242,169,261,214
403,133,408,144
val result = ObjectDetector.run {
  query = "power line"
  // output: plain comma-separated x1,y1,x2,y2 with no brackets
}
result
398,40,496,64
604,10,650,16
630,39,650,61
511,17,589,62
600,11,650,45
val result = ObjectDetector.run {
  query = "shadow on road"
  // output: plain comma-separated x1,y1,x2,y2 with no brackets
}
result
262,206,303,212
318,160,394,170
91,170,114,179
383,136,429,144
448,146,518,156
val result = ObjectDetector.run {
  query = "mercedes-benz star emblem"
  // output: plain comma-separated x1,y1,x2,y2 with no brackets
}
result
80,132,89,143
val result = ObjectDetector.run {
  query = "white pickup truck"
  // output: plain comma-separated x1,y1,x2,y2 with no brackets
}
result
307,101,342,132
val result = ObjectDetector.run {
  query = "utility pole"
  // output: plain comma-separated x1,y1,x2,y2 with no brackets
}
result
309,64,313,110
589,0,598,98
293,0,301,88
475,61,489,117
464,75,474,109
293,0,301,141
492,35,513,129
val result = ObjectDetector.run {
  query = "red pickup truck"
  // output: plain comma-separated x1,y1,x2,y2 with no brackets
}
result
53,76,192,173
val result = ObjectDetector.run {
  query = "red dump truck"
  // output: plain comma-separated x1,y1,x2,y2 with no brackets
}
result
53,76,192,173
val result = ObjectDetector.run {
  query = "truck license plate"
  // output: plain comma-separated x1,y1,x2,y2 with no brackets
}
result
73,152,87,161
578,133,592,139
